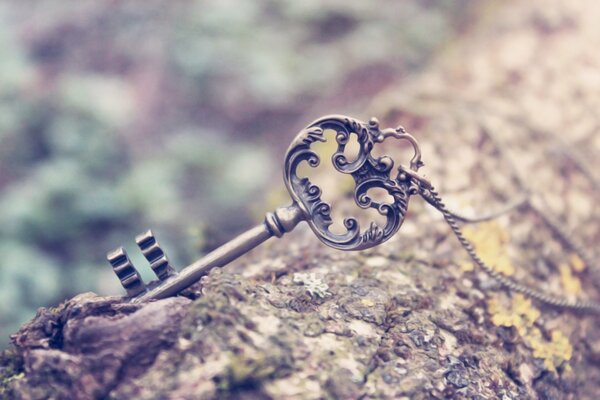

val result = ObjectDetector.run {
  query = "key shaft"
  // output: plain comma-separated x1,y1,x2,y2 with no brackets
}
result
132,203,305,302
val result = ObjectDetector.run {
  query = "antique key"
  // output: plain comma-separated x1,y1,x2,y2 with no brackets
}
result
106,114,600,313
107,115,425,302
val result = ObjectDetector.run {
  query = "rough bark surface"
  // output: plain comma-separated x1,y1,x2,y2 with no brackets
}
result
2,0,600,399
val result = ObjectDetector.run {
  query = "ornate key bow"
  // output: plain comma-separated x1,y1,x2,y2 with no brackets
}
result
284,115,422,250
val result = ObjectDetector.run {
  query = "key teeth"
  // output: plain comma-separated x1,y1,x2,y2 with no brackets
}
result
135,229,176,281
107,247,146,297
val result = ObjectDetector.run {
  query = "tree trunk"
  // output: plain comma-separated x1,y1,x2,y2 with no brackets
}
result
2,1,600,399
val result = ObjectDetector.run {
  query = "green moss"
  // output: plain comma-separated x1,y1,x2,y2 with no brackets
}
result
0,348,24,398
218,348,293,396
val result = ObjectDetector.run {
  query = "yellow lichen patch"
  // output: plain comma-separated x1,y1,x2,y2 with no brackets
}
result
511,294,541,326
530,330,573,373
569,253,586,273
487,294,572,374
559,263,582,295
458,260,474,272
462,221,515,276
488,294,539,336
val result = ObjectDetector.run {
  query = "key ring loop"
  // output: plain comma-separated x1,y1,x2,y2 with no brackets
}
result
375,121,423,173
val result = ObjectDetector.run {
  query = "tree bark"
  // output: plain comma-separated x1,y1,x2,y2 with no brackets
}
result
2,0,600,399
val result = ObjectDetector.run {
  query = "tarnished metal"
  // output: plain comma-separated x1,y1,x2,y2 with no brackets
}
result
106,247,146,297
106,114,600,313
135,230,176,281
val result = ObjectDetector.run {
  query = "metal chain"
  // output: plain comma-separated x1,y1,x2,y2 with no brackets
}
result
420,191,529,224
420,185,600,314
477,113,599,292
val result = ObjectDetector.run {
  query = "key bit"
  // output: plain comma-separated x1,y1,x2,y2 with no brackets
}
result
106,115,424,302
106,247,146,297
135,229,176,281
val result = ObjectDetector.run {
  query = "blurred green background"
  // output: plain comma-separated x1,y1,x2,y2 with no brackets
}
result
0,0,477,347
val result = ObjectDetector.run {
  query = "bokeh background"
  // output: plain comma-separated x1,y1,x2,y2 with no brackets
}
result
0,0,480,347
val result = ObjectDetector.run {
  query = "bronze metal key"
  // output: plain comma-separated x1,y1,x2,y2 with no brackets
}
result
107,115,425,302
106,114,600,314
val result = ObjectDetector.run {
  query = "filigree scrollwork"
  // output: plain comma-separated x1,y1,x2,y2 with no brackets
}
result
284,114,423,250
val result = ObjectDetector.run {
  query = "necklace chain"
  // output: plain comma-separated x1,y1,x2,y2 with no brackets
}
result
419,185,600,313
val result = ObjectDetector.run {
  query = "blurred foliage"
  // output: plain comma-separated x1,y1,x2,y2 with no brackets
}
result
0,0,478,347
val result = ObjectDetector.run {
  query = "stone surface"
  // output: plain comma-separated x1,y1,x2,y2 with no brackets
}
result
2,0,600,399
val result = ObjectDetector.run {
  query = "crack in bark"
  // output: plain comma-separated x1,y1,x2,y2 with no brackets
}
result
359,303,394,391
